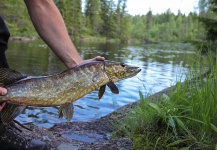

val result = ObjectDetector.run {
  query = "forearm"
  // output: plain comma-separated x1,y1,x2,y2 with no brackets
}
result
24,0,82,69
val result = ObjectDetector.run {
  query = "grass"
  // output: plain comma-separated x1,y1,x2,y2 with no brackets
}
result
112,52,217,149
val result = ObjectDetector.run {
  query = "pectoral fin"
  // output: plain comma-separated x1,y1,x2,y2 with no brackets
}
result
58,103,74,122
107,81,119,94
98,85,106,99
0,68,27,86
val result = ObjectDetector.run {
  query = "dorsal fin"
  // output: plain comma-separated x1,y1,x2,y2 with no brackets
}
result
0,68,27,86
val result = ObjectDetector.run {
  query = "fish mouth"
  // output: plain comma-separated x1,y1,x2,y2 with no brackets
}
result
135,67,141,73
129,66,141,74
124,67,141,79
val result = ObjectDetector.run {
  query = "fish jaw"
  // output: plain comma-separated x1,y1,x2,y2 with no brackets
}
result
104,61,141,82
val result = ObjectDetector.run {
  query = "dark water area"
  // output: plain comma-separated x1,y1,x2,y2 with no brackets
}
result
5,40,202,128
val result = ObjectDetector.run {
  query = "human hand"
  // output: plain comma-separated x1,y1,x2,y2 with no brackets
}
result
0,87,7,112
82,56,105,64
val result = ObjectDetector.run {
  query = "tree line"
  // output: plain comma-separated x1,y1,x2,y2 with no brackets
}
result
0,0,216,44
192,0,217,52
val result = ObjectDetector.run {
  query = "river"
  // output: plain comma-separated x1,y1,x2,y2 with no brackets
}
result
5,40,199,128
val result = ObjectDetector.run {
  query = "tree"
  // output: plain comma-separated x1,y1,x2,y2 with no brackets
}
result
0,0,36,36
193,0,217,52
130,15,146,40
145,9,153,40
100,0,117,39
115,0,130,42
85,0,102,35
56,0,82,38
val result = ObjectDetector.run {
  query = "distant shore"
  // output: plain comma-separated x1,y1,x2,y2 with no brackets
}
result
9,36,38,41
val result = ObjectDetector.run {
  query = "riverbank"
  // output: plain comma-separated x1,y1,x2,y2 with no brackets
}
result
19,68,216,150
19,83,175,150
9,36,141,44
9,36,38,41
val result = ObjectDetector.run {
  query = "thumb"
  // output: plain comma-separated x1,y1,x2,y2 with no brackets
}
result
0,87,7,95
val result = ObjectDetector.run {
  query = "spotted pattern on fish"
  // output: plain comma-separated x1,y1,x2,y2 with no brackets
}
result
0,61,141,107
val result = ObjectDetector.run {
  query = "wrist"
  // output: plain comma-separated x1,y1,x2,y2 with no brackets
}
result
65,57,83,69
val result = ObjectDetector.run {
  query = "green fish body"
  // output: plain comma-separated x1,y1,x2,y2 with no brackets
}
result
0,60,141,122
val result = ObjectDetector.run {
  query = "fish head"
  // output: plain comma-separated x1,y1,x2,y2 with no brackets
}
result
104,61,141,82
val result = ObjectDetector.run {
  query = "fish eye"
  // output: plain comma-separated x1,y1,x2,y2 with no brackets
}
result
120,63,125,67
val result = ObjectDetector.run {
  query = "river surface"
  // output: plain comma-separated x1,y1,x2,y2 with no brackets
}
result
5,40,199,128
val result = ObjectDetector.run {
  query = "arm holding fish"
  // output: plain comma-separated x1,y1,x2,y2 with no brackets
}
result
0,0,105,112
24,0,104,68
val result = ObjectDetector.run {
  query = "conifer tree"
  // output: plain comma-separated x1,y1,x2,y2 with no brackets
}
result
100,0,117,39
85,0,102,35
116,0,130,42
145,10,153,40
194,0,217,52
56,0,82,38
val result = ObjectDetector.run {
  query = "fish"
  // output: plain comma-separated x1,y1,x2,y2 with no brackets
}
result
0,60,141,122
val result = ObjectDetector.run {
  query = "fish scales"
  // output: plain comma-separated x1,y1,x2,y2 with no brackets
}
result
0,61,109,106
0,60,141,107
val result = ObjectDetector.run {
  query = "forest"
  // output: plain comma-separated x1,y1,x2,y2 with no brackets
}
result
0,0,216,44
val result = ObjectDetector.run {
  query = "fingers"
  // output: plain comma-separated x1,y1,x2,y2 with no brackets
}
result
95,56,105,61
81,56,105,64
0,87,7,112
0,87,7,95
0,102,6,112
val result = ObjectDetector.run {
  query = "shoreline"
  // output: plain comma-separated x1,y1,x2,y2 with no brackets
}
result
9,36,38,41
19,84,175,150
9,36,139,44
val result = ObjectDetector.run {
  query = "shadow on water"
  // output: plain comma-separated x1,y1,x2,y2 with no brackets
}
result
5,40,206,128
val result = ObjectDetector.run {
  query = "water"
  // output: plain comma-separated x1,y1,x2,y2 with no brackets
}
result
5,40,198,128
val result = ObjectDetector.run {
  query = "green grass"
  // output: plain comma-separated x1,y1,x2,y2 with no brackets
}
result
112,53,217,149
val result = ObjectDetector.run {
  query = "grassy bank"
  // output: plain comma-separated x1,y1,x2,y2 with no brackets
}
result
112,53,217,149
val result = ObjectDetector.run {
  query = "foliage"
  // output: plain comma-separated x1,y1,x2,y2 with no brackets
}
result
0,0,207,43
130,10,204,43
0,0,37,36
192,0,217,53
100,0,117,39
85,0,102,35
56,0,82,39
113,53,217,149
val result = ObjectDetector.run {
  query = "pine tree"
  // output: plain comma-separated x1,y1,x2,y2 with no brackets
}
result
56,0,82,38
100,0,117,39
193,0,217,52
56,0,72,31
116,0,130,42
85,0,102,35
71,0,82,38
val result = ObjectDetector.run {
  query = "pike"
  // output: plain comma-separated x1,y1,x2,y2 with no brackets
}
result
0,60,141,123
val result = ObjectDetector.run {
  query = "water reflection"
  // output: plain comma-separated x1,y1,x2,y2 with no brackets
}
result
6,40,200,128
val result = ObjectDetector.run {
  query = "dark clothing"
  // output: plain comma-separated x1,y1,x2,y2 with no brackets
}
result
0,14,10,68
0,14,10,123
